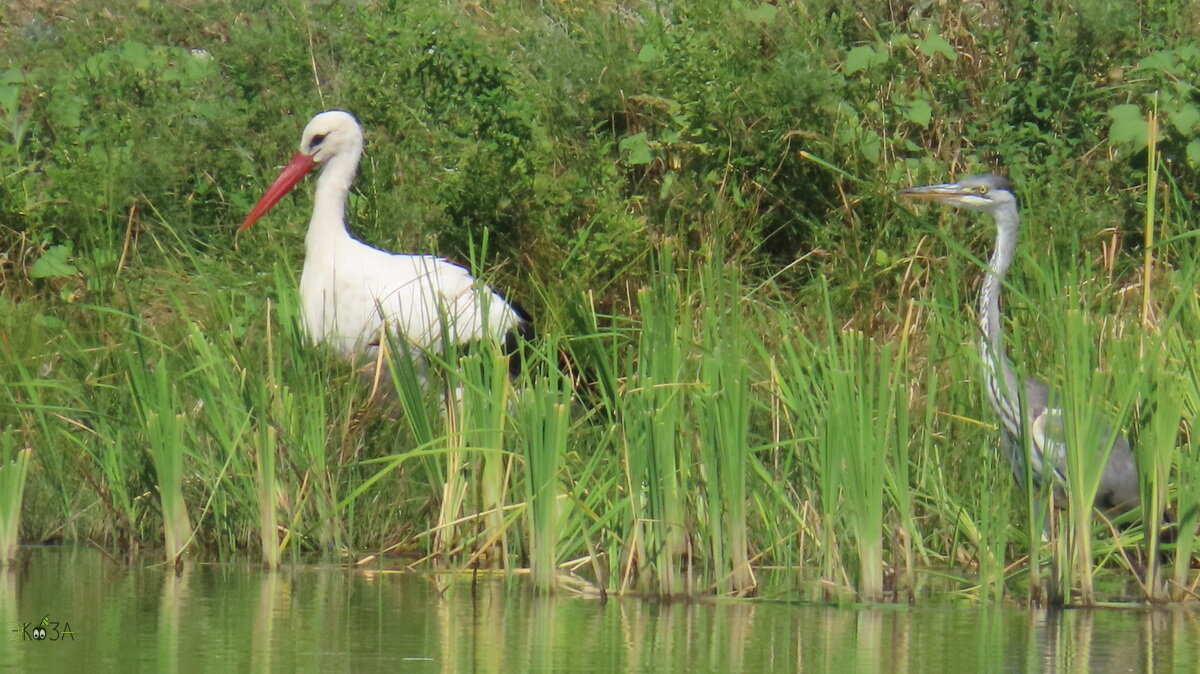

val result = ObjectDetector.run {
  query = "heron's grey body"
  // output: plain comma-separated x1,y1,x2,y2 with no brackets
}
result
902,173,1139,515
1003,374,1139,513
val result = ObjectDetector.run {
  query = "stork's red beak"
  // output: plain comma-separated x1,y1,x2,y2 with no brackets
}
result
239,152,317,231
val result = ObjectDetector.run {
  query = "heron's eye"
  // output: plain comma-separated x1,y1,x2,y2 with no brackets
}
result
975,186,989,195
309,133,328,149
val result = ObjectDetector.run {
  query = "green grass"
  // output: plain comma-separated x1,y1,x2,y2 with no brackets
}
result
2,0,1200,603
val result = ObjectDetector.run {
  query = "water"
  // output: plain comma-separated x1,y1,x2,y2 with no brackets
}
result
3,547,1199,672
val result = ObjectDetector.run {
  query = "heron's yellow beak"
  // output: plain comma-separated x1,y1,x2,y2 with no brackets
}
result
900,183,970,199
899,182,990,207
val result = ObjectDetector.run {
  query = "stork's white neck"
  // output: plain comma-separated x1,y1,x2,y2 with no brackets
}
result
305,147,362,250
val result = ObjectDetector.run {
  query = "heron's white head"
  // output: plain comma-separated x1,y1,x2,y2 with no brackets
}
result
239,110,364,232
899,173,1016,214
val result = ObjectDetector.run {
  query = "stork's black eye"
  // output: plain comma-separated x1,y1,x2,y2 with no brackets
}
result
309,133,327,149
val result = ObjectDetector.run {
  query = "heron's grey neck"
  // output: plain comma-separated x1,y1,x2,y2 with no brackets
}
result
979,202,1022,419
306,148,361,250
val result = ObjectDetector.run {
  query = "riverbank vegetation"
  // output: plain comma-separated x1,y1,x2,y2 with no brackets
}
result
2,1,1200,605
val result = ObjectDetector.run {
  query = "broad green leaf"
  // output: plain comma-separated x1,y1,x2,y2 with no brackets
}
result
119,41,154,72
858,130,881,164
903,100,933,127
1187,140,1200,167
0,84,18,119
37,314,66,330
1107,104,1149,150
1167,104,1200,135
1176,44,1200,66
48,85,84,132
1136,50,1181,74
845,45,884,75
917,33,957,60
30,245,78,279
619,132,653,166
745,3,778,24
637,44,660,63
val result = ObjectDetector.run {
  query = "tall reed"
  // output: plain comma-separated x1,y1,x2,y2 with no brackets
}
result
1170,329,1200,597
696,260,754,595
454,343,515,567
827,330,902,603
127,352,192,564
887,306,929,594
247,299,283,569
1135,358,1181,601
251,420,280,569
516,349,570,593
772,329,843,597
0,312,77,541
771,282,908,602
0,429,30,566
381,321,446,554
621,255,690,595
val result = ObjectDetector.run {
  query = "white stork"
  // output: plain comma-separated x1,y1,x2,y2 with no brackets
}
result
239,110,530,369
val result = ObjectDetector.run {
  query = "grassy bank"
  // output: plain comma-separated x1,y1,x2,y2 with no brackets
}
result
2,1,1200,604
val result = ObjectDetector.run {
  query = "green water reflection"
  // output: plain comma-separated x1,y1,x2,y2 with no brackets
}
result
1,547,1198,672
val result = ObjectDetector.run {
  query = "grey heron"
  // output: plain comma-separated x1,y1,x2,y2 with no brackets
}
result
900,174,1139,515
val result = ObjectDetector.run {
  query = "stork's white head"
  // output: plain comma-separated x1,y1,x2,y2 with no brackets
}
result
298,110,363,166
239,110,365,232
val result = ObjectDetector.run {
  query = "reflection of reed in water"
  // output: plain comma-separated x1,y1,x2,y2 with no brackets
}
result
1038,608,1200,673
11,551,1200,671
251,569,285,673
0,569,18,669
157,559,192,672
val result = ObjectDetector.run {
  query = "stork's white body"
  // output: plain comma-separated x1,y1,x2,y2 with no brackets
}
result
242,111,524,359
299,236,521,357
